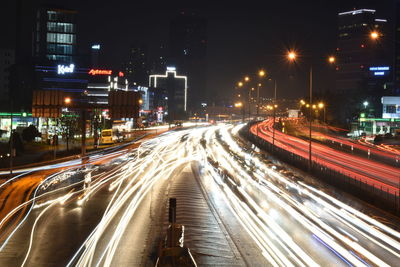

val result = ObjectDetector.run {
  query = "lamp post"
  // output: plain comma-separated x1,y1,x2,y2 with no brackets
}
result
287,50,313,170
235,102,244,123
318,102,325,123
272,80,277,150
287,51,334,171
257,70,266,118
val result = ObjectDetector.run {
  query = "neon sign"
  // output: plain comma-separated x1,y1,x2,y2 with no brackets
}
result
58,64,75,75
369,66,389,71
88,69,112,75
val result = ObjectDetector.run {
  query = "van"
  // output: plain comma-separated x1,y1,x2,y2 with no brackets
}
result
100,129,114,144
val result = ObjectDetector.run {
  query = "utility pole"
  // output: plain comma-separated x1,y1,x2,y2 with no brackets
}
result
272,80,277,150
308,67,313,171
81,109,86,157
256,83,260,117
9,100,14,180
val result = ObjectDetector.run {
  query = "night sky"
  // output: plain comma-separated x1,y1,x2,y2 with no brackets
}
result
0,0,394,102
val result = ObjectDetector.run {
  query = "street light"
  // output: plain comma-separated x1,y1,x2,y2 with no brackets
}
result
370,31,379,40
328,56,336,64
256,70,266,117
363,101,369,109
238,81,243,87
288,50,313,171
287,51,297,61
64,97,72,104
244,76,250,82
235,102,244,122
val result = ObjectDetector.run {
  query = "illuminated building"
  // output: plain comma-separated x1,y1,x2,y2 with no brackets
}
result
149,67,187,121
33,7,77,63
123,44,149,86
12,4,80,111
335,8,392,120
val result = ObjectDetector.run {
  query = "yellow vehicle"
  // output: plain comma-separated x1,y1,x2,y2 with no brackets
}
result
100,129,114,144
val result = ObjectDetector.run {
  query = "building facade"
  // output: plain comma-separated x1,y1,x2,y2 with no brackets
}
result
169,11,207,112
149,67,187,121
33,7,77,63
0,49,15,109
335,8,393,121
123,44,149,86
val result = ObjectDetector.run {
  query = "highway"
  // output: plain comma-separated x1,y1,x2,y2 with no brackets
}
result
287,118,400,163
0,124,399,266
252,119,400,195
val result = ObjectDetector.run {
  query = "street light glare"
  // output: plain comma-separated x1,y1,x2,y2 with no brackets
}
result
258,70,266,77
328,56,335,63
238,81,243,87
244,76,250,82
318,102,324,109
287,51,297,61
64,97,71,104
370,31,379,40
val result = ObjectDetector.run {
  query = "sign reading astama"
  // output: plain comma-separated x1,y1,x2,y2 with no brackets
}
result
88,69,112,75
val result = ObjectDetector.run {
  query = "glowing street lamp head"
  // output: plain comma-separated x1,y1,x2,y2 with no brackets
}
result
300,99,306,105
370,31,379,40
318,102,324,109
258,70,266,77
238,81,243,87
287,51,297,61
244,76,250,82
138,99,143,105
64,97,71,104
234,102,243,108
328,56,336,64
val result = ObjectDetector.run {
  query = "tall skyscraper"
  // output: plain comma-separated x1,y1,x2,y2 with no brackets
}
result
33,6,77,63
169,11,207,112
394,1,400,95
11,3,80,111
335,8,392,119
0,48,15,109
123,44,149,86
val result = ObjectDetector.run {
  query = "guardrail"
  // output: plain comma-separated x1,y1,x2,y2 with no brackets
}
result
241,122,400,216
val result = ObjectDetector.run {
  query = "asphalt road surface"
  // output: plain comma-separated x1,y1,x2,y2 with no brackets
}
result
0,124,399,266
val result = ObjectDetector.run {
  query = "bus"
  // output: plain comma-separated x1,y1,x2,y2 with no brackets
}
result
100,129,114,144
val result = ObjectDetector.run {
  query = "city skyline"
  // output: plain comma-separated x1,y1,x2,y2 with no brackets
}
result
1,0,394,102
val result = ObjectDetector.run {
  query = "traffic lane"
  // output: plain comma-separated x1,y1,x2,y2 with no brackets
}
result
214,126,400,266
253,122,399,194
206,143,345,266
0,131,161,236
0,176,43,237
0,182,116,266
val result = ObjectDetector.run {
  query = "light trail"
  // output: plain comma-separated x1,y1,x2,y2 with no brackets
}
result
200,124,400,266
2,124,399,266
253,120,400,194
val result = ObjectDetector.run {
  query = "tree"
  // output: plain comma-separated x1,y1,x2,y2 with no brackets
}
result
59,116,79,151
22,125,40,142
